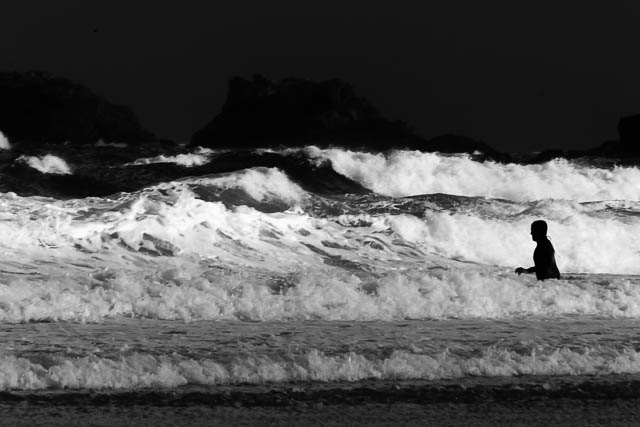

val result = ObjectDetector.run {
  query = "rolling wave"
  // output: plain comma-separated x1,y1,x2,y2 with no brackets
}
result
300,147,640,202
2,345,640,390
15,154,72,175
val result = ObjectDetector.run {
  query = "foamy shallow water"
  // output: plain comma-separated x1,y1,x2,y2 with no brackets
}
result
1,317,640,391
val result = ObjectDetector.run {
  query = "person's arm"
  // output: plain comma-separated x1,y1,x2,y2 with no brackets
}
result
515,266,535,275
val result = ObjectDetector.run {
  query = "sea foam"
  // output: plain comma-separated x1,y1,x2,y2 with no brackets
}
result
16,154,72,174
0,170,637,323
128,147,215,167
0,249,639,322
386,208,640,274
0,130,10,150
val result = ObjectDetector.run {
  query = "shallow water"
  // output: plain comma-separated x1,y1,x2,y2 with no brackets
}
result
1,317,640,390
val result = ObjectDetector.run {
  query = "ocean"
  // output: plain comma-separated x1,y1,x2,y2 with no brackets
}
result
0,140,639,425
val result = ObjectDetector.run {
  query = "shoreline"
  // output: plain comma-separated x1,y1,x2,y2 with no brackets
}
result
1,379,640,427
2,374,640,407
1,401,639,427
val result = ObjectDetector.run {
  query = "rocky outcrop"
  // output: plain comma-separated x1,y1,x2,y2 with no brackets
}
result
617,114,640,153
517,115,640,164
608,115,640,156
0,71,156,145
192,75,413,149
191,75,507,159
578,115,640,159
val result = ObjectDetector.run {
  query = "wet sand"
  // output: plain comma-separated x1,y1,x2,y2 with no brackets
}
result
1,378,640,426
1,399,640,427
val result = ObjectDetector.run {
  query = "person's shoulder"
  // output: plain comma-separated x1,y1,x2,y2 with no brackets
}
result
543,238,555,250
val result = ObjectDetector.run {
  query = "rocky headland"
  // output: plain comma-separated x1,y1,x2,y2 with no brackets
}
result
2,70,640,166
190,75,509,161
0,71,157,145
524,115,640,165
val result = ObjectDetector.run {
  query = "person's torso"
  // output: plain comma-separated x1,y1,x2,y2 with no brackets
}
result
534,239,561,280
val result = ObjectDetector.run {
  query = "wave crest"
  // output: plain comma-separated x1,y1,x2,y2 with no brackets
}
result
16,154,72,175
303,147,640,202
2,345,640,390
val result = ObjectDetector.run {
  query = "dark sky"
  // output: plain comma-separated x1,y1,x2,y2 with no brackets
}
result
2,1,640,152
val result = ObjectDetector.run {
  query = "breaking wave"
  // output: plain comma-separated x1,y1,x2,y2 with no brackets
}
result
302,147,640,202
127,147,215,167
2,345,640,390
0,130,10,150
16,154,72,175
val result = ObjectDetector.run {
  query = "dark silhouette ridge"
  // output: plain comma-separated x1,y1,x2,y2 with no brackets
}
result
524,114,640,164
191,75,411,147
0,71,158,145
191,75,509,160
4,70,640,164
590,114,640,157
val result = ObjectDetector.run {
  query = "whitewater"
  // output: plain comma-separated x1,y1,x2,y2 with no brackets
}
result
0,143,638,399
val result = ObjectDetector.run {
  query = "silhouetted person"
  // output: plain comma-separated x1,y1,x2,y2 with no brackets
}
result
515,220,561,280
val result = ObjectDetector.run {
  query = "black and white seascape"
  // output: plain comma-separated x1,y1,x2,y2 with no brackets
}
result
0,63,640,425
0,131,639,403
7,2,640,424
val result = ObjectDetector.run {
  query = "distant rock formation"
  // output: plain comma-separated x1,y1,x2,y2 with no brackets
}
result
618,114,640,155
191,75,507,159
517,115,640,164
609,115,640,156
575,114,640,159
0,71,156,145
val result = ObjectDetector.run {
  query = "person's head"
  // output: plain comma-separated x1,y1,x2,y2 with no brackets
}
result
530,220,548,242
